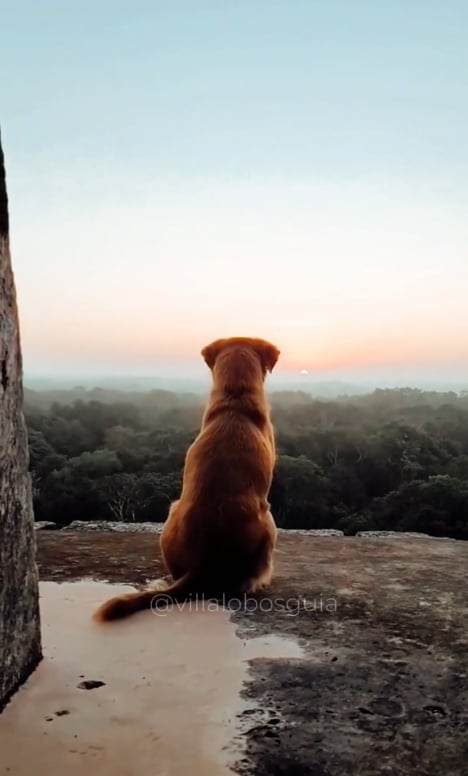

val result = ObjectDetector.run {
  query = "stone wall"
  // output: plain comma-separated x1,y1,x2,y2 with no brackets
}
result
0,129,42,711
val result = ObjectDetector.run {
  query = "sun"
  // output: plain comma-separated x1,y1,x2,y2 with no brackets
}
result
299,369,309,375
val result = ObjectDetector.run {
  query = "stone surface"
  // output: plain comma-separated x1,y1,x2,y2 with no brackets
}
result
63,520,165,533
0,578,302,775
34,521,59,531
356,530,438,539
61,520,345,536
55,521,455,541
32,530,468,775
0,129,42,711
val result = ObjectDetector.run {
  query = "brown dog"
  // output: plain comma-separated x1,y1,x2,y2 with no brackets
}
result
93,336,280,622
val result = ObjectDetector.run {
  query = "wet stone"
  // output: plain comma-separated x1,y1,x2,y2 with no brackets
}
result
77,680,106,690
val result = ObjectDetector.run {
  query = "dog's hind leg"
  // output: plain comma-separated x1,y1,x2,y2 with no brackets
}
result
241,513,277,594
159,499,190,580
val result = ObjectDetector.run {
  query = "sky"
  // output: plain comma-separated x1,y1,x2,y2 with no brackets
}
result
2,0,468,386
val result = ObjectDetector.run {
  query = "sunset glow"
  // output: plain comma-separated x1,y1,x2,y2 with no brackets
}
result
2,1,467,386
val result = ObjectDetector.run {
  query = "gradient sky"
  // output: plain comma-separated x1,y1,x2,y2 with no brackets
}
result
2,0,468,383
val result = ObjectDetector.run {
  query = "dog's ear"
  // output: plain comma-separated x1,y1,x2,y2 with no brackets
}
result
255,340,280,373
201,339,226,369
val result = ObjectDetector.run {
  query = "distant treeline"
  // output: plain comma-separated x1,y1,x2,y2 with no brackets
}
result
24,387,468,539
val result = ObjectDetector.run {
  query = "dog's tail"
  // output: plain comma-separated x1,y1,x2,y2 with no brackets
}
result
92,571,195,623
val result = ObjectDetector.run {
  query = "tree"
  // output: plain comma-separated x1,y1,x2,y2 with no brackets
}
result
98,472,173,522
67,449,122,477
99,473,142,522
271,455,331,529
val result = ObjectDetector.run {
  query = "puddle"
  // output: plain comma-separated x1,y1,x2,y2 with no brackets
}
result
0,580,303,776
239,633,304,661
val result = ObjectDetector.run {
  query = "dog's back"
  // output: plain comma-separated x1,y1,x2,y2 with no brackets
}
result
175,398,274,558
92,337,280,621
161,338,280,588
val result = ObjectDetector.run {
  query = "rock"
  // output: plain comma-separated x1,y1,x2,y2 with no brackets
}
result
35,530,468,774
63,520,164,533
77,680,106,690
34,521,59,531
356,530,437,539
278,528,344,537
61,521,344,536
0,128,42,712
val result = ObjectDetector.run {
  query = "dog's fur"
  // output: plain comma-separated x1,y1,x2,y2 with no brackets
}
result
93,336,280,622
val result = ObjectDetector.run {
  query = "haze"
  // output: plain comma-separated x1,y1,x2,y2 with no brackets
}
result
2,1,467,390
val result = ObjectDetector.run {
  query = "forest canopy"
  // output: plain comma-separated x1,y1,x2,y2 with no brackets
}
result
24,386,468,540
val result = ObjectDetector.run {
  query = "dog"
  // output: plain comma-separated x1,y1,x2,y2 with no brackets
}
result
93,336,280,622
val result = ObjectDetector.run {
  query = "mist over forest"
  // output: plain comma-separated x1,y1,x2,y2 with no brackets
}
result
25,384,468,540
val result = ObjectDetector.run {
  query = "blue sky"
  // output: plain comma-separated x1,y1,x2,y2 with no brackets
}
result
2,1,468,384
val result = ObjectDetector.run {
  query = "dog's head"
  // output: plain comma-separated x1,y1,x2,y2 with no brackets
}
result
201,337,280,378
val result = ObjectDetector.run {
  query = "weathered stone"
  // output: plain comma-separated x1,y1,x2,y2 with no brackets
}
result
34,521,59,531
77,680,106,690
0,128,42,711
34,531,468,774
61,520,345,536
63,519,165,533
356,530,443,540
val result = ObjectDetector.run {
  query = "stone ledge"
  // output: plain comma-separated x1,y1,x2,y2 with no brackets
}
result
44,520,346,536
36,520,462,542
30,530,468,775
356,530,455,540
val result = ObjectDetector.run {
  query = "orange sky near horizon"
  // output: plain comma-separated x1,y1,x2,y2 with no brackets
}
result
3,1,468,384
14,174,468,379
